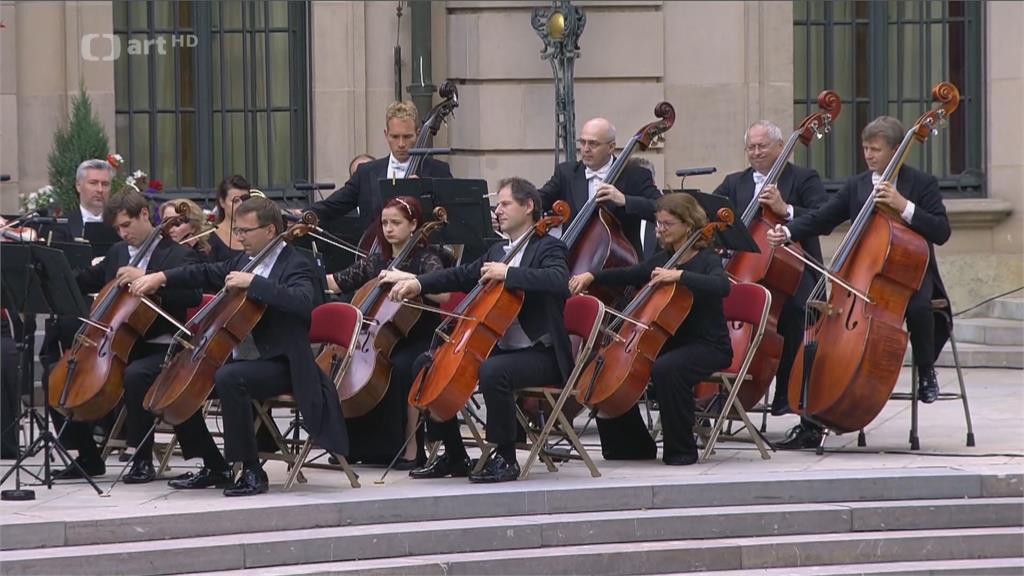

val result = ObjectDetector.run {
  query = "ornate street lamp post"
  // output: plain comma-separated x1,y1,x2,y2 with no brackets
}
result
532,1,586,167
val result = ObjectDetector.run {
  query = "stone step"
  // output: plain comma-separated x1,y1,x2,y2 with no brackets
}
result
903,341,1024,369
1,498,1019,575
953,317,1024,347
667,557,1024,575
963,296,1024,322
174,527,1024,576
5,468,1020,551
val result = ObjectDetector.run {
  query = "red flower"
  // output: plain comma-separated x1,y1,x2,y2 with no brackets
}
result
149,179,164,192
107,153,123,168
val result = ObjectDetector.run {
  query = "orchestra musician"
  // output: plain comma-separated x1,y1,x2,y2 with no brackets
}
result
326,195,449,468
49,190,223,483
307,101,453,227
538,117,662,255
713,120,828,416
160,199,213,261
767,115,952,449
207,175,251,262
131,196,348,496
388,177,573,483
569,193,733,466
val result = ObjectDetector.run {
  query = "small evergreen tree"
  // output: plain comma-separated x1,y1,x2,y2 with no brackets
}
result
46,87,111,212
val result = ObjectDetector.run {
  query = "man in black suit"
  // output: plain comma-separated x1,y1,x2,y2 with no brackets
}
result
389,177,573,483
132,196,349,496
309,101,452,229
714,120,828,415
50,190,222,483
537,117,662,257
768,115,953,449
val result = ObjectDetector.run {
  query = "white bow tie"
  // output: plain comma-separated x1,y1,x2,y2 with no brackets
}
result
585,166,610,181
871,173,883,186
753,172,768,186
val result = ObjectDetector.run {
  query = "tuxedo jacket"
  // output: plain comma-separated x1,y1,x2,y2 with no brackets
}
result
538,160,661,256
713,163,828,306
787,164,952,357
76,236,202,340
310,156,452,226
416,233,574,383
163,244,349,456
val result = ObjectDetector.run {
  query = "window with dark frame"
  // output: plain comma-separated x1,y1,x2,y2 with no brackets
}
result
113,0,310,200
793,0,984,198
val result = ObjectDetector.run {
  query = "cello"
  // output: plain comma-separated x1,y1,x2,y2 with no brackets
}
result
787,82,960,434
722,90,841,409
561,102,675,305
325,207,448,418
408,201,571,423
357,80,459,256
576,209,734,418
143,213,317,426
48,202,191,421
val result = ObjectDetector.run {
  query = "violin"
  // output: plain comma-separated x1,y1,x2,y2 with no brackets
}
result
48,202,190,421
0,216,39,242
576,209,734,418
722,90,841,409
787,82,959,433
357,80,459,257
143,212,317,425
561,102,675,305
323,207,448,418
408,201,571,422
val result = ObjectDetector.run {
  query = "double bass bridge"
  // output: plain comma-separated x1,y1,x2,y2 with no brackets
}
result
807,299,842,318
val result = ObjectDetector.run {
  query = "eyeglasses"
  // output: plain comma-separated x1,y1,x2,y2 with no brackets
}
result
744,143,776,153
576,138,612,149
231,224,269,236
654,220,683,230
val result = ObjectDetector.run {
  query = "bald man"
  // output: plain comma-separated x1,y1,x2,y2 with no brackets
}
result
537,117,661,256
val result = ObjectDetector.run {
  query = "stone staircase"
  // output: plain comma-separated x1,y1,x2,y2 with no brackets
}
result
2,468,1021,575
899,294,1024,369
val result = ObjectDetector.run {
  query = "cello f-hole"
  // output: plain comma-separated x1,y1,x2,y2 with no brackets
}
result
843,291,860,331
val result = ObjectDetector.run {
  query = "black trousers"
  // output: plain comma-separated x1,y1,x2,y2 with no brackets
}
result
422,344,561,458
597,341,732,462
214,359,291,463
772,298,806,404
122,343,222,466
905,272,937,370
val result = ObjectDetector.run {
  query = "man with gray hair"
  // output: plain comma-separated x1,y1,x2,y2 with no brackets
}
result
767,115,952,449
714,119,828,417
538,117,662,258
68,158,115,237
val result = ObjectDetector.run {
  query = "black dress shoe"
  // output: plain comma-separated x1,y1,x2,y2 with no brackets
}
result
123,459,155,484
168,467,235,490
409,453,472,479
918,367,940,404
223,468,269,497
53,457,105,479
775,424,823,450
770,394,792,416
393,457,420,471
663,451,699,466
468,454,520,483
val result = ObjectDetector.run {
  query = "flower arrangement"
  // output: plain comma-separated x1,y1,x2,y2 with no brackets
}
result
19,184,57,212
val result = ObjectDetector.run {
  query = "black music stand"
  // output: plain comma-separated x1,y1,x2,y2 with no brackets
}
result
379,177,496,264
683,190,759,254
0,244,100,499
83,222,120,258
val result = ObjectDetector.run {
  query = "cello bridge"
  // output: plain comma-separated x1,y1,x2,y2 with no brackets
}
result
806,300,841,317
174,335,195,351
74,334,98,348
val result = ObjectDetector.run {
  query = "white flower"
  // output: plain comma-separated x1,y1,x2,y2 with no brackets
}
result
132,169,147,180
113,154,124,164
125,176,136,187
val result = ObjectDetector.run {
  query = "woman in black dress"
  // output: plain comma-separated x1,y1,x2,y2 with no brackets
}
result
327,195,449,468
207,175,250,262
569,193,733,466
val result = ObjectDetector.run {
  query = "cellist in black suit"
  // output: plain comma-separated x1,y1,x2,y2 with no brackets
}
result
713,120,828,415
767,115,953,449
538,117,662,256
389,177,574,483
50,190,224,484
309,101,453,228
132,196,348,496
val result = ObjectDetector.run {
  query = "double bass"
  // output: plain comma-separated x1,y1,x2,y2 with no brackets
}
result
48,203,190,421
409,201,571,422
561,102,675,305
357,80,459,256
325,207,448,418
788,82,960,433
576,209,735,417
143,213,317,425
722,90,841,409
